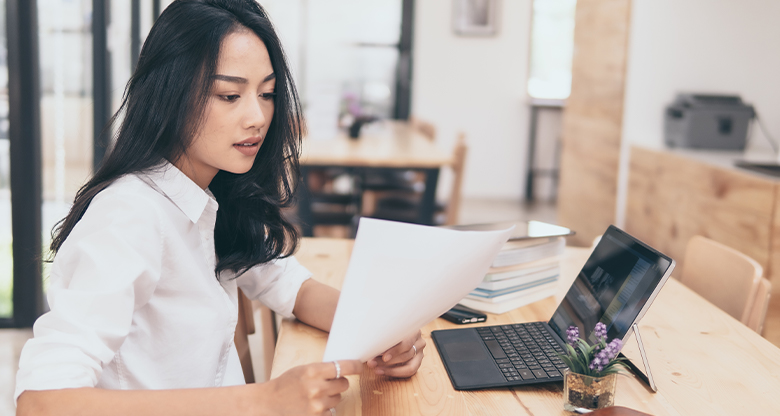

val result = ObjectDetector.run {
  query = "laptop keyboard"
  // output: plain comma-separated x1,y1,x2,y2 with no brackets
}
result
476,322,568,382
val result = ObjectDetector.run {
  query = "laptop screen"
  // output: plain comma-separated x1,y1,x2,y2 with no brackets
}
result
548,226,674,344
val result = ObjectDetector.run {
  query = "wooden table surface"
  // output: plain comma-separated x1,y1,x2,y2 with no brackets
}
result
301,121,453,168
271,238,780,415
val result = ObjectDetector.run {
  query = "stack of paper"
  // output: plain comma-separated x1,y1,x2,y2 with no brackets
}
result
460,237,565,314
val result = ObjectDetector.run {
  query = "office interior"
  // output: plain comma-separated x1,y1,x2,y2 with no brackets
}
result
2,0,780,413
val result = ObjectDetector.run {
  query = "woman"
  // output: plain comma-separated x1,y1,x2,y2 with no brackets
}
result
15,1,424,414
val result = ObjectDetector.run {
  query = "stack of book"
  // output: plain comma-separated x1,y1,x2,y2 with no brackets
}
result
459,236,566,314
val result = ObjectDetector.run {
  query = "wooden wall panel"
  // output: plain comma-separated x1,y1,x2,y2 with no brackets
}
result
626,147,777,290
558,0,633,246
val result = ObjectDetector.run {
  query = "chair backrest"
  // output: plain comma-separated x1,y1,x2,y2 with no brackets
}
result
409,115,437,141
444,133,467,226
680,235,762,325
747,278,772,334
234,289,256,383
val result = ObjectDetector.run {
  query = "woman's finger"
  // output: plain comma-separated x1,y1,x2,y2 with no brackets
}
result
317,359,363,380
380,331,421,363
321,393,342,410
376,335,426,368
377,351,424,378
321,376,350,395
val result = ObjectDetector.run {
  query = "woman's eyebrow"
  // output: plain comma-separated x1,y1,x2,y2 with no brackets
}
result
211,73,276,84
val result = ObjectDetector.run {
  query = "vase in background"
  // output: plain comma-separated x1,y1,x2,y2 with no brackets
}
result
562,369,618,411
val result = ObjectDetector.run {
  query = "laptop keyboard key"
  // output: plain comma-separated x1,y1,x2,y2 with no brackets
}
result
519,369,535,380
532,370,549,379
484,340,507,359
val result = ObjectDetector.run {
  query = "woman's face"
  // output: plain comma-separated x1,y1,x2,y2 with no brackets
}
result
176,29,276,189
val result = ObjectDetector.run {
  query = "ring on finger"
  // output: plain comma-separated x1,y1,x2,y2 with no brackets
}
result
330,408,336,416
412,345,417,357
333,361,341,379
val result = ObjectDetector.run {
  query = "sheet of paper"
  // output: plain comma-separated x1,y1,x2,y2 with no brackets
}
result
322,218,513,362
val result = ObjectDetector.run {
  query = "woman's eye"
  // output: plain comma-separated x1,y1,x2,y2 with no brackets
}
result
220,94,240,102
260,92,277,101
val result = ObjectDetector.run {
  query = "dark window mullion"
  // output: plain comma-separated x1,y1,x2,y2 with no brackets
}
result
92,0,111,170
6,0,44,328
393,0,414,120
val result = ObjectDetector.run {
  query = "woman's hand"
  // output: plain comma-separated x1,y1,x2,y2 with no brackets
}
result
366,330,425,378
259,360,362,415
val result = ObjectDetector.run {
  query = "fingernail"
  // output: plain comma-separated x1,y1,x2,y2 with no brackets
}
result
383,354,392,362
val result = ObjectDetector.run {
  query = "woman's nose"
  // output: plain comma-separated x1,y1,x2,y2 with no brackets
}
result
243,96,268,130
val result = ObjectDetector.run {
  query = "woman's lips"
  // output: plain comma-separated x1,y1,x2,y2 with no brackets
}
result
233,139,261,156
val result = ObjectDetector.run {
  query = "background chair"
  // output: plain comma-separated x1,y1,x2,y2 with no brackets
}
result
368,133,468,226
747,277,772,335
235,289,279,383
679,235,763,330
298,166,363,237
409,115,437,142
234,289,256,383
360,116,437,197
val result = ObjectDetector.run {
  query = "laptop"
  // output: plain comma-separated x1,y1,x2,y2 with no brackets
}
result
431,225,675,390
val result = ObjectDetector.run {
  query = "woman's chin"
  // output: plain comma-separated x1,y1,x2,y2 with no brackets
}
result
221,162,254,176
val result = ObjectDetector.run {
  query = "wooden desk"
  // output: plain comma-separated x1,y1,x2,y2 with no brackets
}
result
272,238,780,415
298,121,454,234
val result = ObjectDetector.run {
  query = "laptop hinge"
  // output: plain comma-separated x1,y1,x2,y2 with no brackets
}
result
618,322,658,393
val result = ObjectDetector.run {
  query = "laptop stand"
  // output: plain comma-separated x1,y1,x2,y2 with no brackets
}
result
618,322,658,393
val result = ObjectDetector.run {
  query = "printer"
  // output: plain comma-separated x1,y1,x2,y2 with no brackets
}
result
664,94,755,150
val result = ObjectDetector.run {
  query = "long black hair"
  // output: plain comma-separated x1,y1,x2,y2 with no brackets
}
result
51,0,303,276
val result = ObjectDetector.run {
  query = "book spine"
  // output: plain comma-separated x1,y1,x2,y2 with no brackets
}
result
466,279,557,303
459,286,556,314
491,238,565,268
478,266,560,291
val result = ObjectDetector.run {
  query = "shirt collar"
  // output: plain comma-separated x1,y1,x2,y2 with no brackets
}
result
144,161,217,224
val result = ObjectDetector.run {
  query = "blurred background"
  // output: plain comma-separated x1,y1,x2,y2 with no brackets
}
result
2,0,780,411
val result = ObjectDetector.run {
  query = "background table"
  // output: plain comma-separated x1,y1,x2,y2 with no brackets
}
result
271,238,780,415
297,121,454,235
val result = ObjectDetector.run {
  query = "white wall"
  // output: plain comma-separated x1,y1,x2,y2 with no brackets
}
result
412,0,533,200
617,0,780,225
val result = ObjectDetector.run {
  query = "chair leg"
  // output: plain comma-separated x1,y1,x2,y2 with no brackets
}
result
260,305,277,381
235,293,256,383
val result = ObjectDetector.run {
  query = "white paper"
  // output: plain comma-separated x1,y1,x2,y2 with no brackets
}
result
322,218,513,362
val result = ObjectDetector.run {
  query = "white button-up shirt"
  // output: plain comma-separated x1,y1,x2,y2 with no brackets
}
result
15,163,312,402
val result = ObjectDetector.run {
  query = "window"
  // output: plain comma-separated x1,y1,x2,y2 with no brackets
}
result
527,0,577,99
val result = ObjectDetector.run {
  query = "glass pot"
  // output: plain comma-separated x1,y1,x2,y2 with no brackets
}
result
562,369,618,411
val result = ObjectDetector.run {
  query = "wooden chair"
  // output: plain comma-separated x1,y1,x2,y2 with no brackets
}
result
300,167,362,237
234,289,256,383
361,117,438,196
409,115,437,141
680,235,763,328
747,277,772,334
369,133,468,226
442,133,468,225
234,290,279,383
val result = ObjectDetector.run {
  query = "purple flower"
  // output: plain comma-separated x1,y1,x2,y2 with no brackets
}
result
594,322,607,341
566,326,580,346
589,338,624,373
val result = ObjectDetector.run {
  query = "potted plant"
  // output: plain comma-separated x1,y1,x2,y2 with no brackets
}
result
558,323,628,411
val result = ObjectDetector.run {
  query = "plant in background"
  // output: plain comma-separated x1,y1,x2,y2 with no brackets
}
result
560,323,628,377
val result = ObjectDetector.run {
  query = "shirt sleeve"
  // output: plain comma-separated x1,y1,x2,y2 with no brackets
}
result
15,187,163,403
234,256,312,318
